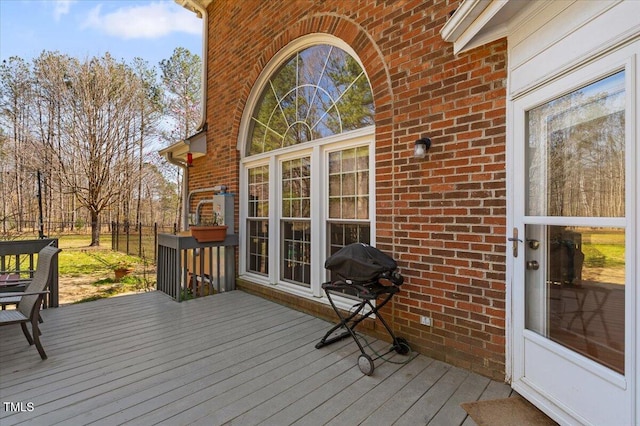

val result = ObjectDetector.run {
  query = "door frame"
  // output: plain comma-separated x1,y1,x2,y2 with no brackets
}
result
506,41,638,425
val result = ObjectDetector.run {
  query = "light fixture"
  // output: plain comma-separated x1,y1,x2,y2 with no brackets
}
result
414,137,431,159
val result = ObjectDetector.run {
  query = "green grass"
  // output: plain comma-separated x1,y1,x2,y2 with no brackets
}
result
54,233,113,249
580,230,625,268
58,249,142,276
583,243,625,268
53,234,155,304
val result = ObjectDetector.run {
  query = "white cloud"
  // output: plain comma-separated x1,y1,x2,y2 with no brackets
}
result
81,1,201,39
53,0,76,21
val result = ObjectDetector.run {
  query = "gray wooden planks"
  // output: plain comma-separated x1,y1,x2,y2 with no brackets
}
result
0,290,510,426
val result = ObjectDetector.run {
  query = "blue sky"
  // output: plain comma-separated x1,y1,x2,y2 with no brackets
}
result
0,0,203,67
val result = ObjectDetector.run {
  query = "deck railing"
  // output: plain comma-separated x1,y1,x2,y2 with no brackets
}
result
156,233,238,302
0,238,60,308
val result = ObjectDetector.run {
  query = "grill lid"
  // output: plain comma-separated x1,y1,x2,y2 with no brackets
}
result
324,243,397,283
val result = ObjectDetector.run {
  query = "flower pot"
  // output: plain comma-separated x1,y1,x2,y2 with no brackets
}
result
190,225,228,243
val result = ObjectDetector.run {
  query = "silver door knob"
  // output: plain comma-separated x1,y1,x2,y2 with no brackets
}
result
526,260,539,270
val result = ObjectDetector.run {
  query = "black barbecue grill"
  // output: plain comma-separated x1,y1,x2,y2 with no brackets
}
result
315,243,411,375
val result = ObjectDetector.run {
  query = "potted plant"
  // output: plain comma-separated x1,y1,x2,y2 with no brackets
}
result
89,253,136,282
113,261,134,281
190,212,228,243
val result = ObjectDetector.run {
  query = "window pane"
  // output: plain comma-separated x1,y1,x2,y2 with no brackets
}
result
281,220,311,286
281,157,311,219
329,175,341,196
328,147,369,220
247,219,269,276
248,45,374,156
329,198,340,218
328,223,370,253
343,174,355,195
342,197,356,219
327,222,371,290
248,166,269,218
526,72,625,217
525,226,625,374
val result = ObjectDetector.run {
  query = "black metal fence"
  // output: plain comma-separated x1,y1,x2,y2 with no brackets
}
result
1,220,113,240
111,222,177,262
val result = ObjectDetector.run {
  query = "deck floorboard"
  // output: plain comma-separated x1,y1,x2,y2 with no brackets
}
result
0,291,511,425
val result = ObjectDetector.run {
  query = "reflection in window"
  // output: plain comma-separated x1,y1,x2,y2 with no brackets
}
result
248,45,374,155
282,221,311,286
281,157,311,219
328,223,370,290
281,157,311,286
525,226,625,374
327,146,371,286
328,146,369,220
247,166,269,276
526,71,625,217
243,40,374,297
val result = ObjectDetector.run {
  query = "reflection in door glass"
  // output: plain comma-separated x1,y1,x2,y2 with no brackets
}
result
526,71,625,217
525,226,625,374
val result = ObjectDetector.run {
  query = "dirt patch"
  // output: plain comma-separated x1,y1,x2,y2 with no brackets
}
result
58,266,154,305
59,274,114,305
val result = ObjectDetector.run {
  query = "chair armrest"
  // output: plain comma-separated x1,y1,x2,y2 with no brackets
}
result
0,280,31,288
0,291,49,298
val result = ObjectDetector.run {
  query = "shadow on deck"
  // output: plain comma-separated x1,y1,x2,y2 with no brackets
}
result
0,291,512,425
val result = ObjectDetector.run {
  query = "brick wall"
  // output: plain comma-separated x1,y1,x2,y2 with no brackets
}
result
190,0,507,380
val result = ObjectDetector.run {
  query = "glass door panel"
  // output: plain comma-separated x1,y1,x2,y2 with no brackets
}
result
524,71,626,375
526,71,625,218
525,225,625,374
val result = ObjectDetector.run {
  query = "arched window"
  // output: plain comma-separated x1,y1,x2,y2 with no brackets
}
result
247,44,374,155
240,37,375,301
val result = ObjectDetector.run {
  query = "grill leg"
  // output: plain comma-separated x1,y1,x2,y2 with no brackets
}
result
315,290,368,351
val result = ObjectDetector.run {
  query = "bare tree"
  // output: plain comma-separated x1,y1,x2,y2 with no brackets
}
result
159,47,201,140
131,58,162,226
0,50,193,239
53,54,143,245
0,57,33,231
159,47,202,226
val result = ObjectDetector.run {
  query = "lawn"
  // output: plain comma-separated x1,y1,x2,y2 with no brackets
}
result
580,230,625,268
55,234,155,304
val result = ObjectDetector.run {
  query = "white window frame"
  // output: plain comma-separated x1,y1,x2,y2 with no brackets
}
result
237,34,376,308
240,128,375,305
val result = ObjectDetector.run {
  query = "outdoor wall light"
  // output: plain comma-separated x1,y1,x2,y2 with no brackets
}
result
414,137,431,159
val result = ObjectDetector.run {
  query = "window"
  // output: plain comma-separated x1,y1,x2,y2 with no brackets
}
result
327,145,370,252
247,165,269,276
248,44,373,155
240,37,374,298
524,71,626,374
281,157,311,286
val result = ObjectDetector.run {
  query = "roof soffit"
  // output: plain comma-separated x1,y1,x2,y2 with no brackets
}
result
174,0,212,14
441,0,544,54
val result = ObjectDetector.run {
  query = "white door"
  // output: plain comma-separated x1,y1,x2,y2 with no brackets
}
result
511,43,637,425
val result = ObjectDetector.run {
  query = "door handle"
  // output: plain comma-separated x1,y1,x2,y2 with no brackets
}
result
508,228,523,257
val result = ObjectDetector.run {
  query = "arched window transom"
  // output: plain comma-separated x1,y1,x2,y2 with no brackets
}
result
248,45,374,155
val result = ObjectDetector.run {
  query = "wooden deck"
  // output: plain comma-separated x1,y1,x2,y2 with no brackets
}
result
0,291,512,425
